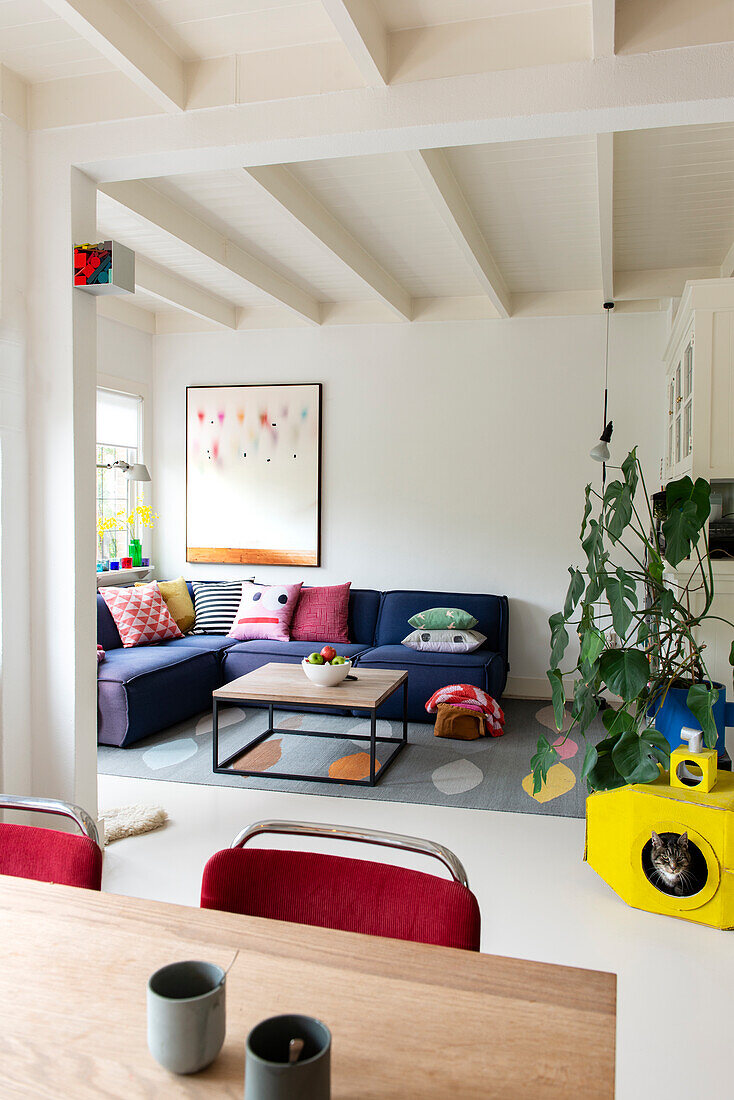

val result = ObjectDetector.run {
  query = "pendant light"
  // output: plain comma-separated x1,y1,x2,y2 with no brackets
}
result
590,302,615,481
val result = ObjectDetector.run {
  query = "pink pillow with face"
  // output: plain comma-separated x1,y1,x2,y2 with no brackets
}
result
228,581,303,641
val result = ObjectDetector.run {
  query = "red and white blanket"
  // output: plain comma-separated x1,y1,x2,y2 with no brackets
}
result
425,684,505,737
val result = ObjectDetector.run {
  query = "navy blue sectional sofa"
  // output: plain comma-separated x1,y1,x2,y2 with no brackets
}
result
97,585,509,748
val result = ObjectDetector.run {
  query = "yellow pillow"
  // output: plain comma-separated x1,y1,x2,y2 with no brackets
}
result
136,576,195,634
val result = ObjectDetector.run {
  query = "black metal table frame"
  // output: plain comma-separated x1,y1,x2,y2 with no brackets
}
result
212,678,408,787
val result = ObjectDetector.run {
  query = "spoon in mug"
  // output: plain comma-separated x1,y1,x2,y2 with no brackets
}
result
288,1038,305,1064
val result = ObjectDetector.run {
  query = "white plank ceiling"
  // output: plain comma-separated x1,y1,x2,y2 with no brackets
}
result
91,120,734,330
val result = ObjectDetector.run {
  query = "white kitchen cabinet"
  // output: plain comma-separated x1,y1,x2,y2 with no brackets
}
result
663,279,734,484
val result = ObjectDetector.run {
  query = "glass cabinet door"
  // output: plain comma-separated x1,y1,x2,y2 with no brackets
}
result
667,375,675,468
682,340,693,459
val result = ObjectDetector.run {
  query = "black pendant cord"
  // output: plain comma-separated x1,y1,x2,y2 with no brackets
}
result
601,303,612,491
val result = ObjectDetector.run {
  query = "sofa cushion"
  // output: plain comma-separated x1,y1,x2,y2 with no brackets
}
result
161,635,239,654
357,644,507,722
137,575,195,633
98,644,210,683
225,639,369,660
229,581,303,642
97,647,220,747
347,589,381,646
291,582,351,643
376,590,509,653
97,593,122,650
100,583,183,647
192,580,245,634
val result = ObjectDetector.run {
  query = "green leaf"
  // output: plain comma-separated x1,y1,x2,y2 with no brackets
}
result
611,729,661,784
621,448,639,496
599,649,650,702
686,683,720,750
647,550,664,586
580,626,606,666
582,519,604,573
580,484,593,539
549,612,569,669
639,726,671,768
604,480,633,544
662,477,710,567
604,568,638,639
547,669,566,731
563,568,585,620
637,618,649,645
581,742,599,779
729,640,734,667
572,678,599,735
602,706,635,736
531,735,560,795
586,734,628,792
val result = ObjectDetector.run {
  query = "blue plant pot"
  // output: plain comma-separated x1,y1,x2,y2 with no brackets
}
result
650,681,732,764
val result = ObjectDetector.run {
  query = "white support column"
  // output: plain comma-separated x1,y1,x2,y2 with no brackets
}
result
0,115,31,799
591,0,615,58
27,162,98,817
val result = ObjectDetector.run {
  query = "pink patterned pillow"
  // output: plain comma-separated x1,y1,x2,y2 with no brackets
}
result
100,583,183,648
290,582,351,643
228,582,303,642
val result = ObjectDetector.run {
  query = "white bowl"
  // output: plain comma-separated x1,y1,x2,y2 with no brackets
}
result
301,657,352,687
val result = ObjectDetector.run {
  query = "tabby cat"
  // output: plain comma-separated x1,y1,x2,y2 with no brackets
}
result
650,831,693,896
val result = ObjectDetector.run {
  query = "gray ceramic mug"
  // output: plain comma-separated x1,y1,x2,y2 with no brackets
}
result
244,1014,331,1100
147,960,226,1075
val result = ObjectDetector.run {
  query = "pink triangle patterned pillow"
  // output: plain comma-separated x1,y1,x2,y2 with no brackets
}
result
100,582,183,647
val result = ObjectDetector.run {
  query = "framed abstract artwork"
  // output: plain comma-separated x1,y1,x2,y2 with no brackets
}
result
186,383,322,566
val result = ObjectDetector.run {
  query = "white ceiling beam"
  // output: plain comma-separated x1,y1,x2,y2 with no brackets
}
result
41,0,185,113
244,165,412,321
96,295,156,334
135,259,237,329
407,149,511,319
320,0,388,85
614,266,721,300
100,181,320,325
591,1,615,59
595,132,614,303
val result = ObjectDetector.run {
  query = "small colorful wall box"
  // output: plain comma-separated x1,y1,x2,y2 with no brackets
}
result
73,239,134,296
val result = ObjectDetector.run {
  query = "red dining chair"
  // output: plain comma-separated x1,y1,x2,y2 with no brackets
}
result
201,819,481,951
0,795,103,890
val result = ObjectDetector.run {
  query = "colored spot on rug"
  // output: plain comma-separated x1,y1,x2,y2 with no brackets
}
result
142,738,198,771
329,752,380,781
195,707,247,736
431,759,483,795
536,704,572,733
230,738,282,772
277,715,304,730
522,762,576,803
552,735,578,760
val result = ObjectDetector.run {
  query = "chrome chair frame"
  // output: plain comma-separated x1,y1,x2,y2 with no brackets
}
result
0,795,101,849
230,819,469,888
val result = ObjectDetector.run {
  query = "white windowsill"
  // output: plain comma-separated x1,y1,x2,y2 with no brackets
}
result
96,566,154,588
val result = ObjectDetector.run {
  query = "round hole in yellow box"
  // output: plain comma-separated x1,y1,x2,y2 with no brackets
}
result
631,822,721,912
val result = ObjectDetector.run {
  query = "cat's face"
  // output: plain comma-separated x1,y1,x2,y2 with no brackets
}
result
651,830,690,878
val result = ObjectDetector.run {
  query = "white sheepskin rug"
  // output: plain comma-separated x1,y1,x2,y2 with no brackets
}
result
101,804,168,846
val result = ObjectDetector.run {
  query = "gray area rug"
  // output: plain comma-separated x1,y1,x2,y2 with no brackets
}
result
98,699,596,819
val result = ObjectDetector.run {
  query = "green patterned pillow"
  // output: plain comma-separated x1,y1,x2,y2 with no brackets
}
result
408,607,478,631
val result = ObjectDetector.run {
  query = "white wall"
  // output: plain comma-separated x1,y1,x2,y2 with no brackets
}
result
153,312,667,696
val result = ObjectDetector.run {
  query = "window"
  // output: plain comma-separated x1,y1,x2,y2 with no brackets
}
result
96,388,143,563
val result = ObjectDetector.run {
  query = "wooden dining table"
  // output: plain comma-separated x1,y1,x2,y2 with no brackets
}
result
0,877,616,1098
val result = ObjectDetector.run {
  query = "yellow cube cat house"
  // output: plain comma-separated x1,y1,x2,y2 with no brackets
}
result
585,765,734,929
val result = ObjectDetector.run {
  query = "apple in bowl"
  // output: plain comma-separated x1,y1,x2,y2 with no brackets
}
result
302,652,352,686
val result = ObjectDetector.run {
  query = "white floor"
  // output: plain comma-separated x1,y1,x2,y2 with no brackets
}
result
99,773,730,1100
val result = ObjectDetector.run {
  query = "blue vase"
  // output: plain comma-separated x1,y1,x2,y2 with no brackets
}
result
649,681,732,766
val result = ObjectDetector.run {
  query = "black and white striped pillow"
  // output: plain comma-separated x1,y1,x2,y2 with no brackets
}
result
191,580,249,634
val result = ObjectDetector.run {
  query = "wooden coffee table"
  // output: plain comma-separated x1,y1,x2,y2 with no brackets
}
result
212,662,408,786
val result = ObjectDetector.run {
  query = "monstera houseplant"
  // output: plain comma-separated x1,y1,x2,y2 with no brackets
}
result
531,448,734,795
